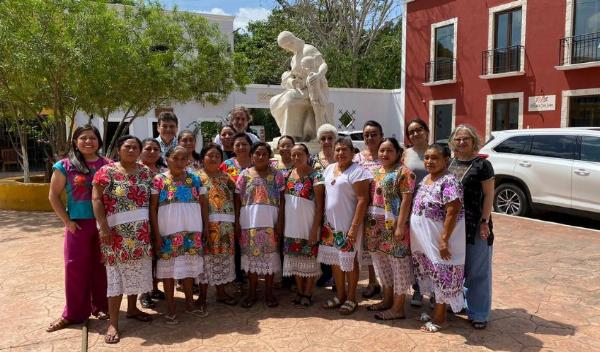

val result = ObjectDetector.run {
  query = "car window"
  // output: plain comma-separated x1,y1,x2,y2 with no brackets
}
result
351,133,364,141
581,136,600,162
493,135,531,154
529,135,576,159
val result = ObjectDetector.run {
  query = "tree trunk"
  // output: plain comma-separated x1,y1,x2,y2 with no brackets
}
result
18,128,30,183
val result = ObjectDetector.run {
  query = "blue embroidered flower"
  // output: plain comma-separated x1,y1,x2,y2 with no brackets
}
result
162,238,172,254
159,189,167,202
183,235,194,250
175,185,193,202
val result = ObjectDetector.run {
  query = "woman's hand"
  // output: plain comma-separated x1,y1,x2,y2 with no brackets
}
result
65,221,81,234
309,229,319,246
480,222,490,240
347,225,358,245
439,239,451,260
99,227,112,246
394,226,405,242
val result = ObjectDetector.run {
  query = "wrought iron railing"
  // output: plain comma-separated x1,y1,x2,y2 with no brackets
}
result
559,31,600,65
481,45,523,75
424,58,455,82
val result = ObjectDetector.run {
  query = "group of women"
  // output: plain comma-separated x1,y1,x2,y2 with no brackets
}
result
46,107,495,344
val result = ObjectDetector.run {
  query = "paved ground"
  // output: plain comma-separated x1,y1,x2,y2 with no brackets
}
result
0,211,599,352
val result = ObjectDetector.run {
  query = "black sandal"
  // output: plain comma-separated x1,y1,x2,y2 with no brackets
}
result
299,295,312,307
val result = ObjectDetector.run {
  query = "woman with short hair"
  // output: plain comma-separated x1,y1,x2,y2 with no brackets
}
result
310,124,338,171
410,144,465,333
318,137,372,315
448,124,495,330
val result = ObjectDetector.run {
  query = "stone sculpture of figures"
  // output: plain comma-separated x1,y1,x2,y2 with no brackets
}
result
270,31,334,142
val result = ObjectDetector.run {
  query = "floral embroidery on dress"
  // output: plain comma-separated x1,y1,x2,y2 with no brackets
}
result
365,166,415,258
220,158,247,183
284,237,319,258
198,170,236,255
92,164,153,265
240,227,278,257
412,252,465,300
236,168,285,207
320,221,354,252
285,171,324,201
152,171,204,259
412,173,464,222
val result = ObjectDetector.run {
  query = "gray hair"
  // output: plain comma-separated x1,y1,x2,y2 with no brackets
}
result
448,124,482,152
316,123,338,140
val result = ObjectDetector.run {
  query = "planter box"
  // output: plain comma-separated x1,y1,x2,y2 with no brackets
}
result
0,176,58,211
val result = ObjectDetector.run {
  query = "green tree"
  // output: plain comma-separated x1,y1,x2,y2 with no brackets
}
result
0,0,248,178
236,1,401,89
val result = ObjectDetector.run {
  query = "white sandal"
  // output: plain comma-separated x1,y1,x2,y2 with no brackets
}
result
416,312,431,322
420,321,446,333
321,296,342,309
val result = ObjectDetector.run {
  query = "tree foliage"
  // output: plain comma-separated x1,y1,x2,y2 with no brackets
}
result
235,1,402,89
0,0,248,169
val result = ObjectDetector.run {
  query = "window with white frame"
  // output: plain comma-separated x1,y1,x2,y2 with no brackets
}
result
483,1,526,75
427,18,457,83
561,0,600,65
428,99,456,143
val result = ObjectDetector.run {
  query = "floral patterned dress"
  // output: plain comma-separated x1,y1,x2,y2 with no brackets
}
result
282,170,324,278
220,157,248,183
410,173,466,312
236,168,285,275
317,163,372,272
354,151,382,265
152,171,205,280
92,163,153,297
365,165,416,295
197,170,237,286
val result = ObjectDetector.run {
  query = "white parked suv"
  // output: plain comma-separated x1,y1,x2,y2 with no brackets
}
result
338,130,366,151
479,128,600,217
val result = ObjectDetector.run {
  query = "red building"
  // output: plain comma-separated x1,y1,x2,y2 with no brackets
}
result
401,0,600,143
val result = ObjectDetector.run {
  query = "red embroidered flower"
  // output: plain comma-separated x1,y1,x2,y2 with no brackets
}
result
113,234,123,250
194,233,202,247
120,250,129,262
311,246,319,256
107,255,116,265
290,242,301,253
128,175,137,184
137,223,150,243
73,174,87,187
102,194,117,214
113,172,125,181
132,247,143,259
139,171,148,180
287,181,294,191
172,234,184,247
127,186,147,207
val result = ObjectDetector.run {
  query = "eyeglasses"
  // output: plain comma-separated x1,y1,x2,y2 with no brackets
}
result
453,137,472,143
407,127,424,136
78,136,98,141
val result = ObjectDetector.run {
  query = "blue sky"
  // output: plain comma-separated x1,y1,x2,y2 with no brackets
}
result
159,0,278,30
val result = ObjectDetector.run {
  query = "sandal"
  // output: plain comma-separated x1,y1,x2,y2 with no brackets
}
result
216,296,239,306
321,296,342,309
299,295,312,307
420,321,446,333
375,310,406,321
338,300,358,315
265,296,279,308
104,329,120,344
164,314,179,325
362,284,381,298
126,311,152,322
367,302,390,311
139,293,156,309
292,293,303,305
94,312,110,320
46,318,71,332
241,295,257,308
416,312,431,322
472,320,488,330
186,307,209,318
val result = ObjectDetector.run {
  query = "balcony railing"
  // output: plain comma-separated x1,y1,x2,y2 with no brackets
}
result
481,45,524,75
559,31,600,66
425,58,455,83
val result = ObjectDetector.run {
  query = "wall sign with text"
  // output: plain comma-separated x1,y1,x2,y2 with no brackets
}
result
528,95,556,112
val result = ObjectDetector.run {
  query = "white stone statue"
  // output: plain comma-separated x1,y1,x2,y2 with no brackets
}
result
270,31,334,142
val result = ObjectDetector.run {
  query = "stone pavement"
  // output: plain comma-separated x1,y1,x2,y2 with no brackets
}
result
0,210,599,352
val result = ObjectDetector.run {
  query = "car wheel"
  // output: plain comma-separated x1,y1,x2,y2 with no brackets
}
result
494,183,530,216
